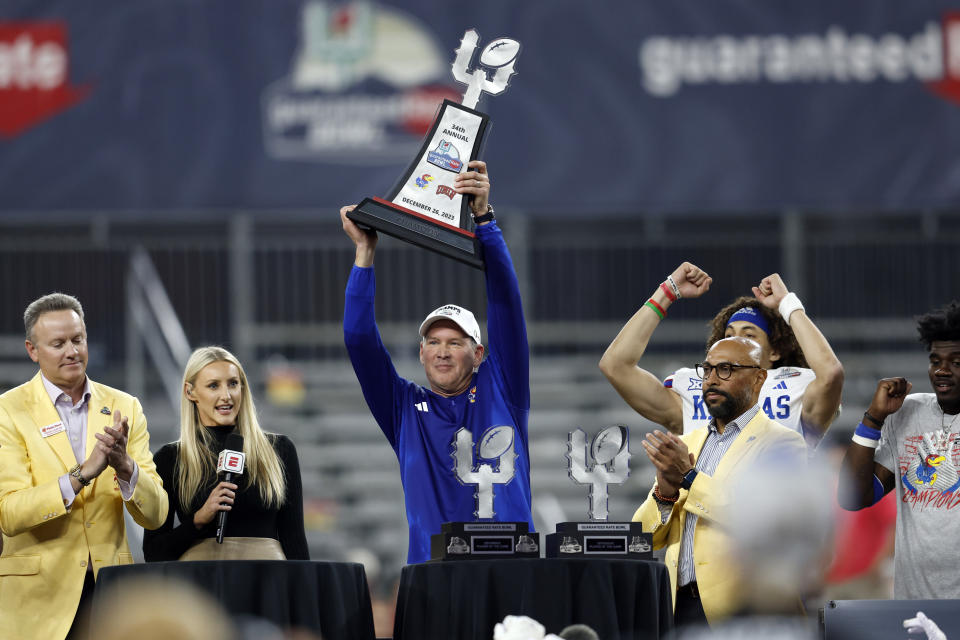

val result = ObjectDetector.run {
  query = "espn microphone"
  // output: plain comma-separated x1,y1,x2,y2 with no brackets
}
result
215,433,245,544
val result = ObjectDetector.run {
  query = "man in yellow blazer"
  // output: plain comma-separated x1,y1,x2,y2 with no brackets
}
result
0,293,168,640
631,337,807,629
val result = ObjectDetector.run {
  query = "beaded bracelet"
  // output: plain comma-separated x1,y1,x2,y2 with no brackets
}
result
653,485,679,504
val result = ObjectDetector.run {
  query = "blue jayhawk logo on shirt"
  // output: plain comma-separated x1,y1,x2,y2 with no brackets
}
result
916,454,946,486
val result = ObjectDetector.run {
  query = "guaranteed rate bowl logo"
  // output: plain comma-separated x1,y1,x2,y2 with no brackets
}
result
426,139,463,172
261,0,460,162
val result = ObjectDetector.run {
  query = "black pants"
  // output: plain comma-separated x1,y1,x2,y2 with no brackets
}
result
66,570,96,640
674,581,709,630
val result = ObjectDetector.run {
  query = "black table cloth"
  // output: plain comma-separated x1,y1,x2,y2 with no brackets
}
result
394,558,673,640
94,560,375,640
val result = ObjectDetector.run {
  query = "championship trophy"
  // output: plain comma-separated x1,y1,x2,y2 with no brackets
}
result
546,426,652,559
346,29,520,269
431,426,539,561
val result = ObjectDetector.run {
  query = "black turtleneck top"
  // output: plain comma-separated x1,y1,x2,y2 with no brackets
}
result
143,425,309,561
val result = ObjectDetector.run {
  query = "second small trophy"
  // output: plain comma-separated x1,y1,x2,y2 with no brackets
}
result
546,426,652,559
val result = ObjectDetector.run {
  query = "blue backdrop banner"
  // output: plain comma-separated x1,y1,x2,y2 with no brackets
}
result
1,0,958,215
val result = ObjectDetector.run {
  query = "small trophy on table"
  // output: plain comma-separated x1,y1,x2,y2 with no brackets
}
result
430,426,539,561
546,426,653,558
347,29,520,269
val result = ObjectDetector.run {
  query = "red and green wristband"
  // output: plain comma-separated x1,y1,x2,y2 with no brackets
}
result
645,299,667,319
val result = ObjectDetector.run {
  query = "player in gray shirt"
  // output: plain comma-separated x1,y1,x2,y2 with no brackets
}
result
839,301,960,599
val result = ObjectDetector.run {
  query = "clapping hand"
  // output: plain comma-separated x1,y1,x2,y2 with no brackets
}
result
95,411,134,482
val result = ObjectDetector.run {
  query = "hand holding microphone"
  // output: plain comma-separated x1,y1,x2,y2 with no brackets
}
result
215,434,245,543
192,482,237,529
192,434,245,543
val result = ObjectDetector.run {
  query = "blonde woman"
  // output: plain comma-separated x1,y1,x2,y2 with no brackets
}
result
143,347,308,561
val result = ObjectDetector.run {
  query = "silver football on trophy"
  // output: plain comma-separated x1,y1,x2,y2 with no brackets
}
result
478,425,514,459
591,425,628,465
479,38,521,68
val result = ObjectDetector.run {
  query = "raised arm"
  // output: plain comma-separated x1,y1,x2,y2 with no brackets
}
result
753,274,844,436
341,206,404,447
599,262,712,434
341,204,378,269
838,378,903,510
460,161,530,411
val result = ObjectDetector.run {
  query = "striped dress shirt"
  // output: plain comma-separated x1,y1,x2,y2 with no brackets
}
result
676,403,761,587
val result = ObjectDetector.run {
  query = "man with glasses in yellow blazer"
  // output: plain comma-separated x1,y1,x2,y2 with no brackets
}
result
630,336,807,627
0,293,168,640
602,263,822,628
604,272,810,629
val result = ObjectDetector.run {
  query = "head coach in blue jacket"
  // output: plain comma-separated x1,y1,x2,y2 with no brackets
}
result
340,160,533,565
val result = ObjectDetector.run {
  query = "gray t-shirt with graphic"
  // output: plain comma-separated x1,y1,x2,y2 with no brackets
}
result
875,393,960,599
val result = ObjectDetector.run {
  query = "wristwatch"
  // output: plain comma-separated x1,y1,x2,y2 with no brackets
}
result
472,203,495,224
69,464,91,487
680,468,698,490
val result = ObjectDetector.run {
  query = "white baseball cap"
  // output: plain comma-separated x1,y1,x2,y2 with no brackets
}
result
418,304,482,346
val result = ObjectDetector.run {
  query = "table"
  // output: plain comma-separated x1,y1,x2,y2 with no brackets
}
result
823,599,960,640
94,560,376,640
394,558,673,640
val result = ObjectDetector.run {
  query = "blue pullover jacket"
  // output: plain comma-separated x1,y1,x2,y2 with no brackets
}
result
344,221,533,564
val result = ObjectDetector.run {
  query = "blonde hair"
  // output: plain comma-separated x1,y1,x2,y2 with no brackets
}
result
176,346,286,512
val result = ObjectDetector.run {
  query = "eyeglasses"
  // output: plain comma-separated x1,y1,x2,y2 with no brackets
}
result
695,362,762,380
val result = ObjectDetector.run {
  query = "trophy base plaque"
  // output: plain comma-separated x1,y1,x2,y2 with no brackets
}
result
545,522,652,559
349,196,483,269
430,522,540,561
